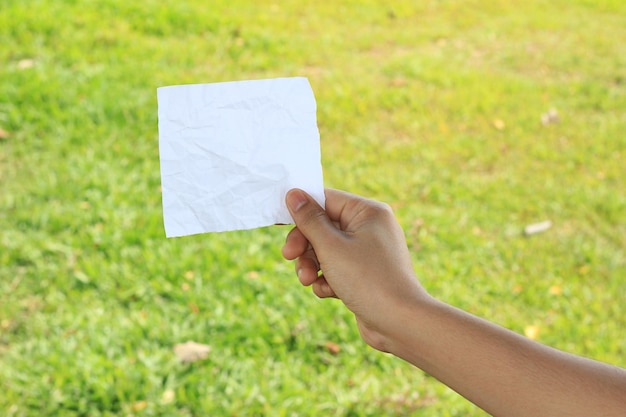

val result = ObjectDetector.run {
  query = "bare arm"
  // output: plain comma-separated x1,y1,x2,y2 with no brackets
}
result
389,297,626,417
282,188,626,417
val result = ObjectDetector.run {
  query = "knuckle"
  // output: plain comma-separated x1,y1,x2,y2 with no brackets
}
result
357,200,395,220
374,201,394,216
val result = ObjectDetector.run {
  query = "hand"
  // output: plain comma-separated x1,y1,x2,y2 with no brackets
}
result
282,189,626,416
282,188,429,351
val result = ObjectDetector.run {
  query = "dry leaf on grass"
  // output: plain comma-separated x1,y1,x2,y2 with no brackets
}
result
324,341,341,355
492,119,506,130
173,341,211,363
160,389,175,405
549,284,563,295
17,59,35,69
131,400,148,412
523,220,552,236
541,108,559,125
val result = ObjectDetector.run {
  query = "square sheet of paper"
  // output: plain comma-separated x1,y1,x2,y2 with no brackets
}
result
157,77,325,237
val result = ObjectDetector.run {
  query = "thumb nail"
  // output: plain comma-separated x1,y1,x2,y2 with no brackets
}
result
286,189,308,212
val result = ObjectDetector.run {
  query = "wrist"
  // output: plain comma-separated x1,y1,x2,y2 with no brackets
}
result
384,294,439,356
359,287,436,355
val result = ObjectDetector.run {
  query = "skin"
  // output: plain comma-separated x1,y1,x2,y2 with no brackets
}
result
282,188,626,417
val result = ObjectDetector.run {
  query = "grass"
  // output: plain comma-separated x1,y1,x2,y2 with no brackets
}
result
1,0,625,415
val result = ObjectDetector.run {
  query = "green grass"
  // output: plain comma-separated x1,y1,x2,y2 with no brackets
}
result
1,0,625,415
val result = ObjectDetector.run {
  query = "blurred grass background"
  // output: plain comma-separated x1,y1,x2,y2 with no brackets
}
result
1,0,625,416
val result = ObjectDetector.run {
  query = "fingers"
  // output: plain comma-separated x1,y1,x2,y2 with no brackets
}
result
283,188,356,301
295,259,337,298
312,275,337,299
323,188,395,232
282,227,309,260
285,189,340,248
281,224,336,297
322,188,368,225
282,226,319,286
295,247,319,286
323,188,360,218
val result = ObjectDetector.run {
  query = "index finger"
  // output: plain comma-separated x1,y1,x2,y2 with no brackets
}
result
323,188,383,226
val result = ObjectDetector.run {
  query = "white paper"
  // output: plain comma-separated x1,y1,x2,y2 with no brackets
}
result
157,77,325,237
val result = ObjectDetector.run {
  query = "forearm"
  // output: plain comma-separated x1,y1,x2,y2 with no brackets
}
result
386,297,626,417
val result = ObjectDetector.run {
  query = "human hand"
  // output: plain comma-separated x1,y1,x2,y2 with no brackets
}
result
283,191,626,417
282,188,430,351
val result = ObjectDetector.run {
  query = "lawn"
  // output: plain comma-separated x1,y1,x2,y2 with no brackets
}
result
1,0,625,416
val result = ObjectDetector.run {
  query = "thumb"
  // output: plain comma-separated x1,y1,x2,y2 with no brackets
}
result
285,189,338,247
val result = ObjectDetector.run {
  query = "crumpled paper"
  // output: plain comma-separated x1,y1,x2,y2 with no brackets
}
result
157,77,325,237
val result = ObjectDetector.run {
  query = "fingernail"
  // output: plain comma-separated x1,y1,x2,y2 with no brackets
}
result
286,189,308,212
